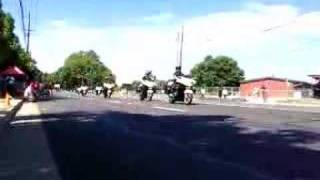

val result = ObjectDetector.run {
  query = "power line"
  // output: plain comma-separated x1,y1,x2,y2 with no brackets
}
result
26,11,31,53
18,0,27,45
17,0,37,54
262,19,298,32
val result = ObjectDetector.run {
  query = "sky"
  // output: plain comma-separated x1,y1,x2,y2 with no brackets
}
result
2,0,320,84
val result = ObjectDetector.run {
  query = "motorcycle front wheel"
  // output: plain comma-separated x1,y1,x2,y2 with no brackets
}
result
140,92,145,101
147,93,153,101
169,94,175,104
184,93,193,105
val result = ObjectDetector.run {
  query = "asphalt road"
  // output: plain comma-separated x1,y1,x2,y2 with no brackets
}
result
1,92,320,180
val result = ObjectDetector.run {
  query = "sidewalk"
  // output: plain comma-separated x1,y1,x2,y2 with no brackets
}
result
0,98,24,135
9,102,42,126
0,98,23,120
274,98,320,107
197,98,320,113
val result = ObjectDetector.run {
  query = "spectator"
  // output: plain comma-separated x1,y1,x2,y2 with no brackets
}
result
222,88,228,99
218,87,222,102
5,76,15,97
24,83,33,100
261,86,268,103
200,88,206,98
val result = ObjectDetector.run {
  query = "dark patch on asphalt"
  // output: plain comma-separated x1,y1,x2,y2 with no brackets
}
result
10,109,317,180
38,111,271,180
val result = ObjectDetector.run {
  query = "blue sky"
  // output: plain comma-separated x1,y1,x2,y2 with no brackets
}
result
2,0,320,83
4,0,320,26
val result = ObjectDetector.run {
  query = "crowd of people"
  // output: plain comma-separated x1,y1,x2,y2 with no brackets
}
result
0,76,53,102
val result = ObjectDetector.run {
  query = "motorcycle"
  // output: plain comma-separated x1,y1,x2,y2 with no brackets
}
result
138,80,156,101
166,75,196,105
95,86,103,96
103,83,115,98
77,86,89,96
25,87,50,102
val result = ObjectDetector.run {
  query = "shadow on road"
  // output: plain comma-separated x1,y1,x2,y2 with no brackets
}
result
14,111,320,180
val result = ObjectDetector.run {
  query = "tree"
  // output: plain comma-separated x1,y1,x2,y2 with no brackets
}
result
0,2,34,74
131,80,141,90
191,55,245,87
156,80,167,90
54,50,114,89
120,83,133,90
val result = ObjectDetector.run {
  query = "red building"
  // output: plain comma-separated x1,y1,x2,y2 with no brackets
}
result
240,77,312,100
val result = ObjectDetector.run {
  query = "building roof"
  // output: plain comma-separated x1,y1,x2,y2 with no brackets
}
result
309,75,320,80
241,76,310,85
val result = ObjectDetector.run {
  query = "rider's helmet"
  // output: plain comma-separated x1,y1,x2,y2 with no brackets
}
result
145,70,152,76
174,66,183,77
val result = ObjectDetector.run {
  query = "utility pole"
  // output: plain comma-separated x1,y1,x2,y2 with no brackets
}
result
176,32,180,67
175,26,184,74
18,0,27,45
26,12,31,54
178,26,184,68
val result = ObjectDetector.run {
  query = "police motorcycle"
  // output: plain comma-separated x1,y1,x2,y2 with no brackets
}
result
95,86,103,96
77,85,89,96
166,67,196,105
137,71,157,101
103,82,115,98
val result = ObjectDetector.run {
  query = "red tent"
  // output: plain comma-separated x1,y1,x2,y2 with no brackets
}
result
0,66,26,76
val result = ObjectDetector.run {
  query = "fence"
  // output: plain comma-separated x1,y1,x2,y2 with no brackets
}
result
68,86,317,105
195,87,240,98
243,88,314,103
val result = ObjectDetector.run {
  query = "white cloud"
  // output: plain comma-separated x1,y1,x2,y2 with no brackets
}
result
30,3,320,84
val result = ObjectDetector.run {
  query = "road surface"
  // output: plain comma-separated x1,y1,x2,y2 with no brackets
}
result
1,92,320,180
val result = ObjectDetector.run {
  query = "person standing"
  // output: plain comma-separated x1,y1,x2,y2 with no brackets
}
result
218,87,222,102
222,88,228,99
200,88,206,98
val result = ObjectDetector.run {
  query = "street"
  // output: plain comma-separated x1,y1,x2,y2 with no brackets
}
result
1,92,320,180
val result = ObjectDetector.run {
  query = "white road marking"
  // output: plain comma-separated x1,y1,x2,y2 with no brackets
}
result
10,119,52,125
225,117,240,121
153,106,185,112
109,100,122,104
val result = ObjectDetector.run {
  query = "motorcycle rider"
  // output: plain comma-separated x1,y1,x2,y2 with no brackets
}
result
166,66,195,105
143,70,156,81
174,66,184,77
95,84,103,95
103,77,115,98
139,70,157,101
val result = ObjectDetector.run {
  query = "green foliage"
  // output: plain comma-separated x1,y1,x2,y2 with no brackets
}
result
120,83,133,90
156,80,167,90
191,55,245,87
0,3,34,74
52,50,114,89
40,72,56,85
131,80,141,90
